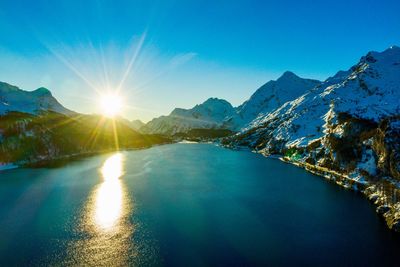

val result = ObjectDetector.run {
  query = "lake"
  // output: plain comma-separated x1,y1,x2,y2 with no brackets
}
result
0,143,399,266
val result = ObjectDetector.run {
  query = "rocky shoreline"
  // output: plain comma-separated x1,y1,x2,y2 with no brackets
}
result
279,156,400,232
242,146,400,232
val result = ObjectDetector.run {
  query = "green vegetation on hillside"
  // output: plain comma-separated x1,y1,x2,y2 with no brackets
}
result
0,111,171,165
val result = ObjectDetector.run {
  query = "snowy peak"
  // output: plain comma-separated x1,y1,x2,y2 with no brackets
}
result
240,71,320,115
143,97,236,135
0,81,74,116
225,71,321,130
169,97,235,121
190,98,234,120
361,45,400,64
201,97,232,107
331,45,400,121
32,87,52,97
171,98,233,116
277,71,299,81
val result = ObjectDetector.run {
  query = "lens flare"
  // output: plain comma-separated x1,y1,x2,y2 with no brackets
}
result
100,93,123,117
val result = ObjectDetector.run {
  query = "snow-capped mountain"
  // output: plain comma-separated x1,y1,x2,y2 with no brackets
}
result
143,72,320,135
142,98,236,135
234,46,400,148
0,82,74,116
224,71,321,130
224,46,400,231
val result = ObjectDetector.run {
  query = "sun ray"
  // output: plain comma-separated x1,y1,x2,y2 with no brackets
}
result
45,46,101,94
116,32,147,93
44,114,82,131
112,119,120,151
99,44,111,92
84,116,107,149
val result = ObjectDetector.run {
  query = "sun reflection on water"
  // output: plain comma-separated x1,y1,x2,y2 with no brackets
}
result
64,153,136,265
101,153,124,182
95,153,124,229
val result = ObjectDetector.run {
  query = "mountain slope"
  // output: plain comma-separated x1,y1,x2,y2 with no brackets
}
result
224,45,400,231
142,98,236,135
0,82,74,116
130,119,145,130
0,111,170,166
116,117,145,131
224,71,321,130
230,46,400,149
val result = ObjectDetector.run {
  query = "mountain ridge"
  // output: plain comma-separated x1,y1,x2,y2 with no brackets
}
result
0,81,74,116
141,97,236,135
224,71,321,130
143,72,321,135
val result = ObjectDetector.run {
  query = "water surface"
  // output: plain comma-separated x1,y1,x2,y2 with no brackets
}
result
0,144,399,266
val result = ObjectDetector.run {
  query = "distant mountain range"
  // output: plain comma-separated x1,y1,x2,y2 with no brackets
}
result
141,72,320,134
141,98,236,135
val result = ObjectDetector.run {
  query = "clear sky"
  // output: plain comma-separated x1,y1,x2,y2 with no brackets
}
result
0,0,399,122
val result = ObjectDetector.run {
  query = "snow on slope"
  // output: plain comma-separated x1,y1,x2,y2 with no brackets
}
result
237,45,400,149
0,82,74,116
224,71,321,130
142,98,236,135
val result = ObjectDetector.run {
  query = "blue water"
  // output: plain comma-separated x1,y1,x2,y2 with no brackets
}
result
0,143,399,266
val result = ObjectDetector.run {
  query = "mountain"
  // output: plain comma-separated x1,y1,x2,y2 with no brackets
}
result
0,82,74,115
130,119,145,130
0,111,171,166
143,73,320,135
116,117,145,131
223,71,321,130
223,46,400,231
0,82,170,166
142,97,236,135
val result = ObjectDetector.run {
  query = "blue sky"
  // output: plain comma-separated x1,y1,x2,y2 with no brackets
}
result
0,0,399,121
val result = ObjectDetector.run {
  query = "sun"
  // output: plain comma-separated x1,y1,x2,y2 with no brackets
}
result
100,93,123,117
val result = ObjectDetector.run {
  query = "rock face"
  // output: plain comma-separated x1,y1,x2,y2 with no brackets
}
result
142,98,236,135
224,71,321,130
0,82,74,116
223,46,400,231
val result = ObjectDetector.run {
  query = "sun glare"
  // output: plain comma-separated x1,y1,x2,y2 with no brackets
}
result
95,153,125,229
100,93,123,117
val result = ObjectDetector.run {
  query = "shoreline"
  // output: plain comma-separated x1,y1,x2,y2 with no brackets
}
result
268,152,400,232
222,143,400,232
0,142,173,171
